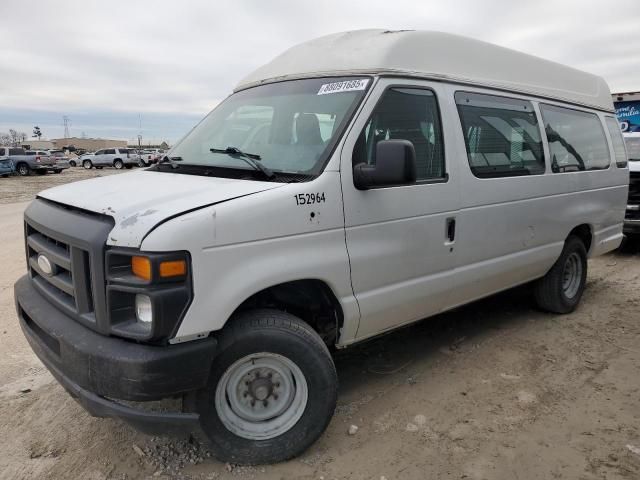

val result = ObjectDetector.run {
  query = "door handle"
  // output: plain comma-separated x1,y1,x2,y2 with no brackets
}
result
446,217,456,243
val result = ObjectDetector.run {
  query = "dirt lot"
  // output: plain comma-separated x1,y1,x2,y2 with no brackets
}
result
0,167,123,204
1,171,639,479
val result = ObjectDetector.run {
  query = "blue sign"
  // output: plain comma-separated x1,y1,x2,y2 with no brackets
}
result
614,100,640,133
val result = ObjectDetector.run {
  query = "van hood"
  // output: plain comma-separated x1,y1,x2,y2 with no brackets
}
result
38,170,284,248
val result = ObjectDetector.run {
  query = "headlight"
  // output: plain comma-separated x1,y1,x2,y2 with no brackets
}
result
135,294,153,324
106,250,192,343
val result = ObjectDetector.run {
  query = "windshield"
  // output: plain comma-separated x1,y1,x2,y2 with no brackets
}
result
169,77,370,177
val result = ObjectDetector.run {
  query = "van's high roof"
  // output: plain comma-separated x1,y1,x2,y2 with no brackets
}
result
237,29,614,112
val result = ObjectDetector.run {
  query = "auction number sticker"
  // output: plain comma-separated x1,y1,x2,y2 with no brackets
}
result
317,79,369,95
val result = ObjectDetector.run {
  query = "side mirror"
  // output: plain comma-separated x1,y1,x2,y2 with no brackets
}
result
353,139,417,190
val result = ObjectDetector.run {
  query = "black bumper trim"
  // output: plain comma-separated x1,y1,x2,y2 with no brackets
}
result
15,275,217,403
45,340,201,434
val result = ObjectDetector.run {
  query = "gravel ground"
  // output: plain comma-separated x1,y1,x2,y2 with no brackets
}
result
0,167,125,204
1,176,639,479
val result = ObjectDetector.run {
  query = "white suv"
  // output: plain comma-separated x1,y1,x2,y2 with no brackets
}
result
82,148,140,169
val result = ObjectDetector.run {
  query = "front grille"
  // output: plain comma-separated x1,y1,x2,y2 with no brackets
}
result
627,172,640,221
24,199,114,334
26,225,95,320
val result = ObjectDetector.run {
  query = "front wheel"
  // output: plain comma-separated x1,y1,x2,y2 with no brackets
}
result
83,160,93,169
69,160,76,167
534,235,587,313
196,309,337,465
113,159,124,169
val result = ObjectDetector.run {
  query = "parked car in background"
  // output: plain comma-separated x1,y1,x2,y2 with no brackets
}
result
75,152,94,167
0,156,14,177
138,149,161,167
82,148,140,169
623,134,640,239
0,147,56,176
48,150,71,173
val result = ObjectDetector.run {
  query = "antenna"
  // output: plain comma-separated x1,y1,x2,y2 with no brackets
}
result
63,116,71,138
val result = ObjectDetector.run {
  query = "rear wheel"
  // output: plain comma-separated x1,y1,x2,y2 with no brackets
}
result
197,309,337,465
83,160,93,169
534,235,587,313
17,163,30,176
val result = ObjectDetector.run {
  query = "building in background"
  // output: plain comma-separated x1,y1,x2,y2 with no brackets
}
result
50,137,127,151
21,140,55,150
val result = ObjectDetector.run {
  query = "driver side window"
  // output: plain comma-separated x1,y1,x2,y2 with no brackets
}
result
353,87,445,180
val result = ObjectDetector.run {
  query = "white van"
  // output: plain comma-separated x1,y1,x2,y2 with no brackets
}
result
14,30,628,464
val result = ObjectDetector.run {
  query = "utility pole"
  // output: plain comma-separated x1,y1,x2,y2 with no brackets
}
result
63,116,71,138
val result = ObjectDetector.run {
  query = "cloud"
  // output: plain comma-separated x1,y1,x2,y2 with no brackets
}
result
0,0,637,142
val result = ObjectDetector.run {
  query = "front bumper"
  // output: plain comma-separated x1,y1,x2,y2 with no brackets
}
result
14,275,217,433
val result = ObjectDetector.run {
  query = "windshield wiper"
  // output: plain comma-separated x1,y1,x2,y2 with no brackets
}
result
210,147,275,179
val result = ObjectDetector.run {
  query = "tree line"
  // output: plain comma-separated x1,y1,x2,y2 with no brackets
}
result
0,126,44,146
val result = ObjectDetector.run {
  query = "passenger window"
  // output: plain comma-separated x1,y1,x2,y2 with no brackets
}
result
455,92,545,178
105,149,116,155
605,117,628,168
540,104,609,172
353,87,445,181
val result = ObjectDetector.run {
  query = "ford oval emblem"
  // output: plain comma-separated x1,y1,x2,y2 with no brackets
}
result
37,254,54,276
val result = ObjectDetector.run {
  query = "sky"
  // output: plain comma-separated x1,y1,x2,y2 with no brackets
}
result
1,0,638,144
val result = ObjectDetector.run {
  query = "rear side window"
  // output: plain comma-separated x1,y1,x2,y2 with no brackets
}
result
455,92,545,178
9,148,25,155
540,104,609,172
605,117,628,168
354,87,445,181
105,149,116,154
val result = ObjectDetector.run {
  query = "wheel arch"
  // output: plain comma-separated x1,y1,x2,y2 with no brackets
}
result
568,224,593,255
226,279,344,347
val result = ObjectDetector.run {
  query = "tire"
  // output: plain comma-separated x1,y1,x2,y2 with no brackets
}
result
196,309,337,465
17,163,30,176
113,159,124,169
53,169,62,174
534,235,587,314
83,160,93,169
69,160,76,167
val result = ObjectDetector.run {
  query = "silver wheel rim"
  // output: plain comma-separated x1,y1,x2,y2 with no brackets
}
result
84,162,91,169
215,352,308,440
562,252,582,299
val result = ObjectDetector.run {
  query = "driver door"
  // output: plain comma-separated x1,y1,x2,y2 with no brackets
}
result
341,79,461,339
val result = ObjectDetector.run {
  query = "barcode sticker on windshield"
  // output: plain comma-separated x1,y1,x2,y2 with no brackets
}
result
317,79,369,95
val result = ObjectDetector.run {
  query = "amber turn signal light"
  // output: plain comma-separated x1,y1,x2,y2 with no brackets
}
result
131,256,152,281
159,260,187,278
